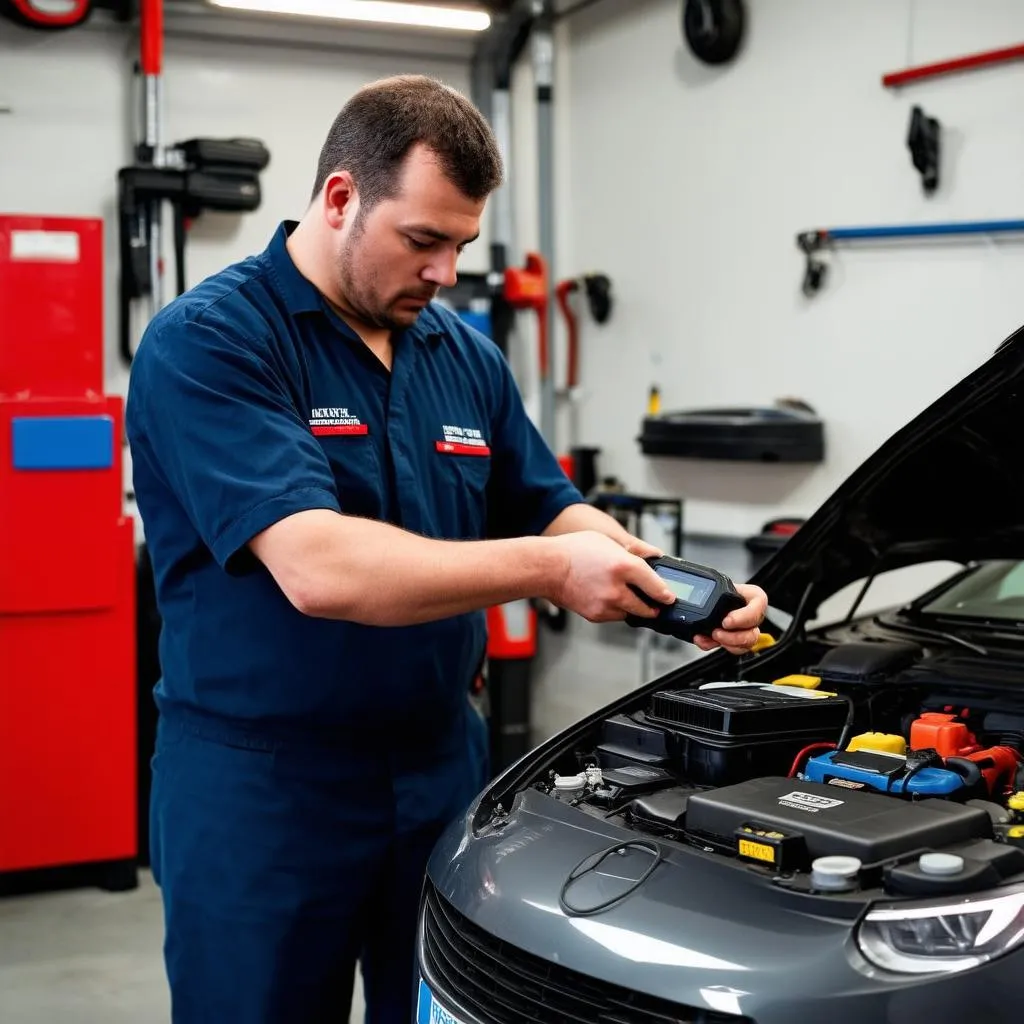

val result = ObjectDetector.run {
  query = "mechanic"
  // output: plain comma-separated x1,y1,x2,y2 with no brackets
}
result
125,74,768,1024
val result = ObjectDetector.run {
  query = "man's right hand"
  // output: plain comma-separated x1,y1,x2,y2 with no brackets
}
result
548,530,677,623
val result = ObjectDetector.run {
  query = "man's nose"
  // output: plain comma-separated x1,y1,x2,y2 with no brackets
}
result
423,252,458,289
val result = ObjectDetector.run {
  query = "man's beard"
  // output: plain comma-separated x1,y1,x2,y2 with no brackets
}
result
338,240,434,332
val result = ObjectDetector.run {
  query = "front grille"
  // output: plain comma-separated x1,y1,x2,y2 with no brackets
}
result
421,884,753,1024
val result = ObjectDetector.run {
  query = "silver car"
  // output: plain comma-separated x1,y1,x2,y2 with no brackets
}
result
415,329,1024,1023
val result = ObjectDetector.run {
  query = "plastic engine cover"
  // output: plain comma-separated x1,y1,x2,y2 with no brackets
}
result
685,777,992,863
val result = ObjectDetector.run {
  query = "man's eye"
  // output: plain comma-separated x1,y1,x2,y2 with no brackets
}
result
408,237,432,251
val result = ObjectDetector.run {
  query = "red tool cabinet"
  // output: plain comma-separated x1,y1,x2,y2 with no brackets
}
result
0,215,137,885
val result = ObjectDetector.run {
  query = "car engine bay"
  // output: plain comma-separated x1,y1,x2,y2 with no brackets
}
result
505,636,1024,901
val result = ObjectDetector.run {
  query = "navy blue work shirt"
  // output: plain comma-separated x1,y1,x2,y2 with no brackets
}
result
126,221,583,742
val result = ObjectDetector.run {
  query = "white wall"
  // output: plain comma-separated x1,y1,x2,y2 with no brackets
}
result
0,18,482,387
560,0,1024,538
0,12,482,527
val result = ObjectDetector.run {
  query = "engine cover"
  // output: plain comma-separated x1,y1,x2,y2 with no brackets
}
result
685,777,993,864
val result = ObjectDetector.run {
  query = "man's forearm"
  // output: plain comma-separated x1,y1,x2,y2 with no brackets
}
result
252,509,569,626
543,502,635,547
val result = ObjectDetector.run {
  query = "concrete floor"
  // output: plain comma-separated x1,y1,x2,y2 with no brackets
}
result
0,871,366,1023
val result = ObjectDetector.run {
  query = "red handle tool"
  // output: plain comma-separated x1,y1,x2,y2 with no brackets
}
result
504,253,549,379
555,278,580,390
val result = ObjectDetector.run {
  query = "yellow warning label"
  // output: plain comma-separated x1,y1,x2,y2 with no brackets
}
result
738,839,777,864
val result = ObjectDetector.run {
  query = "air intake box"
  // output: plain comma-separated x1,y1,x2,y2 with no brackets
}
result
645,684,850,786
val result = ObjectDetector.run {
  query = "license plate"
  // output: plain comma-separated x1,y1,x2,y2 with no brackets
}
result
417,978,470,1024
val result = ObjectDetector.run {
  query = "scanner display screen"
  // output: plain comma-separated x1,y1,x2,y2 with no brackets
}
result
658,566,715,607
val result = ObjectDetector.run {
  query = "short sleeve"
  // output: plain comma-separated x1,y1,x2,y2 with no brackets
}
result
126,318,341,572
485,351,584,538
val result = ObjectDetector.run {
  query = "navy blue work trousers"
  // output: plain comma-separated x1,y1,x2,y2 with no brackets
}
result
148,705,489,1023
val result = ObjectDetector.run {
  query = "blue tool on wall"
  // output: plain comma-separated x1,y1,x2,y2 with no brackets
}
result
797,218,1024,297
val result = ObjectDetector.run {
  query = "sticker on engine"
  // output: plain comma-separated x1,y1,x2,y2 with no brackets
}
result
738,839,777,864
827,778,866,790
778,791,844,813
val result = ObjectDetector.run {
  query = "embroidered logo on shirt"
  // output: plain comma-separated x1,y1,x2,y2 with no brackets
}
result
436,424,490,456
309,407,368,437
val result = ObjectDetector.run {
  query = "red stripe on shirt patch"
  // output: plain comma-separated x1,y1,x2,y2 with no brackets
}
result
312,425,369,437
436,441,491,456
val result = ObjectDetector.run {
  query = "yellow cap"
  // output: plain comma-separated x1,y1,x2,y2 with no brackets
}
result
751,633,777,652
1008,792,1024,812
847,733,907,756
1008,826,1024,840
772,674,821,690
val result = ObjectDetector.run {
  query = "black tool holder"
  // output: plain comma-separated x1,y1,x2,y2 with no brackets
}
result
907,105,941,195
117,137,270,365
796,229,829,297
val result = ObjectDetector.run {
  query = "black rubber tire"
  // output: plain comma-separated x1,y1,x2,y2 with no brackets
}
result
682,0,745,65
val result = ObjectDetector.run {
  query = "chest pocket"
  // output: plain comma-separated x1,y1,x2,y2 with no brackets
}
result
434,444,491,540
316,434,384,520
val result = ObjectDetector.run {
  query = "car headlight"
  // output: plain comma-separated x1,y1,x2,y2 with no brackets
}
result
857,885,1024,975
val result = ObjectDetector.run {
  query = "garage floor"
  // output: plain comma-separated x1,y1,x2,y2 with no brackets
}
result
0,871,366,1023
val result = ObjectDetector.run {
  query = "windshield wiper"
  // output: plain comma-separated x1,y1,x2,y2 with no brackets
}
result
875,615,990,656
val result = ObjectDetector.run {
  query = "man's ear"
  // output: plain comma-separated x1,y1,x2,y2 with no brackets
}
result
323,171,359,230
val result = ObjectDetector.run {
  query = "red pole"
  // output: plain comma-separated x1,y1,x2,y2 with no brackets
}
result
140,0,164,77
883,42,1024,88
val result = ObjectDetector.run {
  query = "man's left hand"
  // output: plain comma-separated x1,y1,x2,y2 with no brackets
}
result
693,583,769,656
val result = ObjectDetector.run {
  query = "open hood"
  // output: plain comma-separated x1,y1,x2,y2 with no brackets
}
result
752,324,1024,616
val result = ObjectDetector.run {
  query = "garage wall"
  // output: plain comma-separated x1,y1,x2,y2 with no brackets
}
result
559,0,1024,538
0,14,488,523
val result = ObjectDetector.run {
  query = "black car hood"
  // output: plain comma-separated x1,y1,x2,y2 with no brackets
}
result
753,325,1024,616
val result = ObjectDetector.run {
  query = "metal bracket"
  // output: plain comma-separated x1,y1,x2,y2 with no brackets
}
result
796,231,828,297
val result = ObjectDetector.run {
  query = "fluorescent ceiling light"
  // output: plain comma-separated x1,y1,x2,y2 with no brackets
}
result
208,0,491,31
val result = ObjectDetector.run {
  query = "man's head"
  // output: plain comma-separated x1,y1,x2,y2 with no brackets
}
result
310,75,504,331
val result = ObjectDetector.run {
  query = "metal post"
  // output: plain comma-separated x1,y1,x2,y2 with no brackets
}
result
143,74,164,315
140,0,165,317
532,0,557,451
491,87,516,265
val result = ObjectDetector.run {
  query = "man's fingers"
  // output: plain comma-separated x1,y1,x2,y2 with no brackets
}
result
622,590,661,618
722,583,768,630
625,538,663,559
712,626,761,651
623,558,676,605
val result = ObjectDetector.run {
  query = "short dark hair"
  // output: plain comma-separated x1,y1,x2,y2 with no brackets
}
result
311,75,504,209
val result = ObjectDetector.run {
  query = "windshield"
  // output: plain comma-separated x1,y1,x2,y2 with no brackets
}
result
918,560,1024,622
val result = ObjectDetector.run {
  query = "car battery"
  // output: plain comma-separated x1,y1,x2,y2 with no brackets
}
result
803,748,965,796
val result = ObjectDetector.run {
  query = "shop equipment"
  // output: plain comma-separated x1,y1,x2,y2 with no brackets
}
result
882,41,1024,88
626,555,744,644
638,401,825,463
798,219,1024,297
907,106,941,194
0,214,137,892
682,0,745,66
